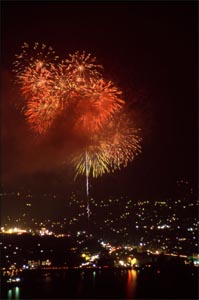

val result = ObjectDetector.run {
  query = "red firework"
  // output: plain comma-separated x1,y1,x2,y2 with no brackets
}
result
24,93,60,134
19,62,54,99
73,79,125,133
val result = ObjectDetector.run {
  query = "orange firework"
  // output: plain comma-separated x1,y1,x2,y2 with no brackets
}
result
19,62,54,99
13,42,58,99
13,43,142,170
64,51,103,86
73,79,125,133
52,63,78,109
24,93,60,134
13,42,58,80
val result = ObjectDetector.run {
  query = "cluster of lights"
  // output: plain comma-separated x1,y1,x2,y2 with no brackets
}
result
7,277,21,283
157,224,170,229
39,228,53,236
80,253,99,268
1,227,27,234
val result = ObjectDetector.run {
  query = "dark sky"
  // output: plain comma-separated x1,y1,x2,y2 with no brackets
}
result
1,1,198,200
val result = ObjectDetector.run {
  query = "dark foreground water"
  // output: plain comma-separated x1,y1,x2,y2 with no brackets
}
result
1,267,198,299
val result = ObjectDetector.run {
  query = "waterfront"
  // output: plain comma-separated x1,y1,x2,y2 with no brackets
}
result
1,266,197,299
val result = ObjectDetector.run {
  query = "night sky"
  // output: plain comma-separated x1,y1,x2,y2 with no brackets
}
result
1,1,198,200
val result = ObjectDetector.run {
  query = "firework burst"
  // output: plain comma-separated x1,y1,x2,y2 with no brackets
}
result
74,79,125,133
19,63,54,99
13,42,59,106
71,135,111,179
13,42,58,75
71,112,142,178
24,93,60,134
52,63,79,109
64,51,103,86
105,113,142,170
13,42,142,172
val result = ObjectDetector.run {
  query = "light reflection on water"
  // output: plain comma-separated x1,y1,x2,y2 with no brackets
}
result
7,286,20,300
6,269,137,299
126,269,137,299
7,289,12,300
92,270,96,288
4,267,197,299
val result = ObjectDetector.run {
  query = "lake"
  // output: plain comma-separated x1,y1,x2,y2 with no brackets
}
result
1,266,197,299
